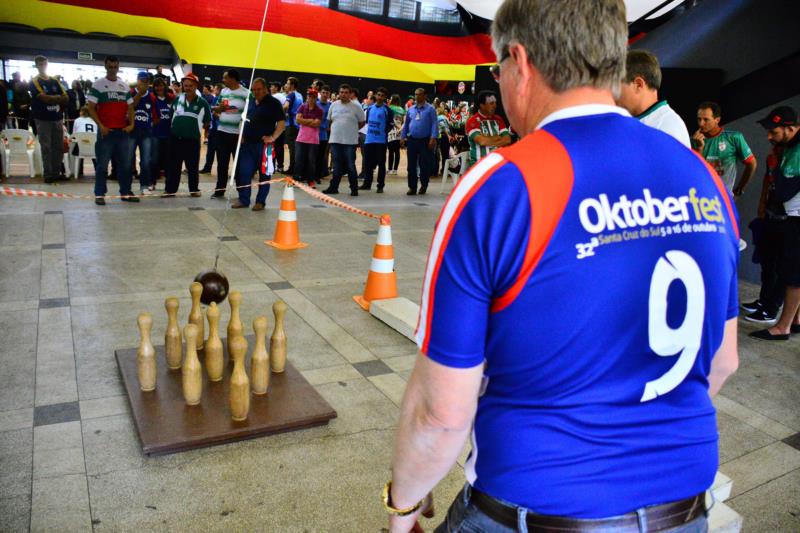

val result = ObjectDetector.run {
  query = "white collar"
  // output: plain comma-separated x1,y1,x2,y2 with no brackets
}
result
536,104,629,129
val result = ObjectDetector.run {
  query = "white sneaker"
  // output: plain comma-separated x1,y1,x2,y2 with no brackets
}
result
141,189,154,196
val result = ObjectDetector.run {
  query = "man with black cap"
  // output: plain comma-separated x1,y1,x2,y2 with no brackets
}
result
750,106,800,340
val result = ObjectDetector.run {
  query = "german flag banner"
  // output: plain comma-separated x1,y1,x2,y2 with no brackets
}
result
4,0,495,82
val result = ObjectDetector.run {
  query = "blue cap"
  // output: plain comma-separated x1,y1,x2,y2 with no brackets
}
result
137,71,150,80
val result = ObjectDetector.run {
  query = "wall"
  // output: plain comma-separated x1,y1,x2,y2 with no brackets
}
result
724,94,800,282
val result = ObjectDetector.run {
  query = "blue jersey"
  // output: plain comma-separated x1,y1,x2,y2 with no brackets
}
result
365,103,393,144
285,90,303,127
151,95,173,139
132,90,155,131
318,100,332,142
416,106,739,518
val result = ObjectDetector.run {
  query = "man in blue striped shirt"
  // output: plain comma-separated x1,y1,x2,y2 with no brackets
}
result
401,88,438,195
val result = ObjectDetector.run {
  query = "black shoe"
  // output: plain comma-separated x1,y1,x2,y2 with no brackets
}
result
740,299,762,313
44,178,56,184
121,196,140,203
376,186,384,194
358,184,371,190
190,191,202,198
792,324,800,334
211,191,225,198
95,197,106,206
744,309,778,325
161,192,176,198
407,189,417,196
749,329,790,341
199,168,212,174
322,188,339,195
418,185,427,195
350,189,359,197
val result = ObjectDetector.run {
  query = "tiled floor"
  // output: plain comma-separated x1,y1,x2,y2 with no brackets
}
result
0,163,798,532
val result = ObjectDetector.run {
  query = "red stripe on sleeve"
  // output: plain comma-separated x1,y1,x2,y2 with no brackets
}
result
490,131,574,313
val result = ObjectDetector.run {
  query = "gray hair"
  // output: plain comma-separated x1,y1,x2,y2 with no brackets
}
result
492,0,628,97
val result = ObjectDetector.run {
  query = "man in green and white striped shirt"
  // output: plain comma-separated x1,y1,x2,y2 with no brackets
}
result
212,69,250,197
466,90,511,167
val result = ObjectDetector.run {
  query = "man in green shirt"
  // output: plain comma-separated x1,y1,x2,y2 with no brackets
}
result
750,106,800,341
692,101,757,197
163,73,211,197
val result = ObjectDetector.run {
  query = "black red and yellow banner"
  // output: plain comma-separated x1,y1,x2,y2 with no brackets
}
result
3,0,494,82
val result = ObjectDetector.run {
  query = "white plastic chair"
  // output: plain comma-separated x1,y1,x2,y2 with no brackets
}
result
440,152,469,193
70,132,97,178
1,129,36,179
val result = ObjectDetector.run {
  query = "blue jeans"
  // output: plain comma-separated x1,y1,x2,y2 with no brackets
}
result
294,141,319,183
435,485,708,533
129,128,153,190
235,142,271,206
95,129,133,197
406,136,434,190
328,143,358,192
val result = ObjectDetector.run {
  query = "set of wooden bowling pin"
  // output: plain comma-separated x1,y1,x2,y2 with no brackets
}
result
136,281,289,421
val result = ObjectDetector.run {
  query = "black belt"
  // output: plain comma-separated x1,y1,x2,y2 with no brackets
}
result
470,488,705,533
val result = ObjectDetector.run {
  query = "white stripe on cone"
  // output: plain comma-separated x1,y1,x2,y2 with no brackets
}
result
278,210,297,222
283,184,296,200
377,225,392,245
370,258,395,274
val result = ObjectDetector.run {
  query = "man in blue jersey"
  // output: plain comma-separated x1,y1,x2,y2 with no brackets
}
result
386,1,739,532
359,87,394,193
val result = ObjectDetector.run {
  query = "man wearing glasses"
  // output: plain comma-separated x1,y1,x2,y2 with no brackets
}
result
385,1,739,531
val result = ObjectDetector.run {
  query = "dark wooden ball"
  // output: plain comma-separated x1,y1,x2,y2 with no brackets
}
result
193,270,230,305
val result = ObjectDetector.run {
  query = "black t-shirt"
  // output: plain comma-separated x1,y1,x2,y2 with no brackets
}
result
242,95,285,143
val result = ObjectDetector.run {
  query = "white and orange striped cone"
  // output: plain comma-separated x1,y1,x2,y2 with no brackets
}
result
265,183,308,250
353,215,398,311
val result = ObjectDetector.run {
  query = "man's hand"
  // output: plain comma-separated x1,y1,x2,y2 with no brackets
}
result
387,493,432,533
732,185,744,198
123,124,134,134
428,138,436,150
400,139,406,148
691,130,705,152
99,125,110,137
262,135,274,144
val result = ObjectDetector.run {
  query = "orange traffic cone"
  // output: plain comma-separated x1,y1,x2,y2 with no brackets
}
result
354,215,398,311
265,183,308,250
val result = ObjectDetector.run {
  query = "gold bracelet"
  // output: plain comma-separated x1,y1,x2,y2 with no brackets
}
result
382,481,422,517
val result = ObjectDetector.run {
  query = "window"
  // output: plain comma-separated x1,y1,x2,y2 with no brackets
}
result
419,5,460,24
338,0,384,16
388,0,417,20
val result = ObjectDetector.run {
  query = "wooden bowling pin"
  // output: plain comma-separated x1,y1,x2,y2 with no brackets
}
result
137,312,156,392
182,324,202,405
229,335,250,421
164,297,182,370
227,290,243,358
205,302,224,381
251,316,270,395
270,300,287,373
189,282,205,350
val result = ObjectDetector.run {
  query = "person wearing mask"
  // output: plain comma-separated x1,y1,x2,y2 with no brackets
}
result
163,73,210,198
293,88,324,188
212,69,249,198
387,94,406,176
129,72,157,194
231,78,285,211
323,84,365,196
86,55,137,205
150,77,173,190
29,55,69,183
359,87,393,193
316,85,333,183
400,88,438,195
269,81,287,172
283,76,303,176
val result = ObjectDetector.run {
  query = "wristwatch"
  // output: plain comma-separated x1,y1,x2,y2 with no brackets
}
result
382,481,422,517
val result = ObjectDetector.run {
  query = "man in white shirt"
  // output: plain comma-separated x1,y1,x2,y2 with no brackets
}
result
616,49,691,148
322,84,365,196
211,69,249,198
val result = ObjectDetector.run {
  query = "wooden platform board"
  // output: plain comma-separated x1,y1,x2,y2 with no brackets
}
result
115,335,337,456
